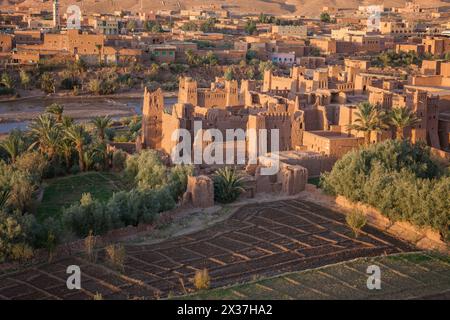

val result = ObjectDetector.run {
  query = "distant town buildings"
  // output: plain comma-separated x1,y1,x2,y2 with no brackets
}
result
0,2,449,158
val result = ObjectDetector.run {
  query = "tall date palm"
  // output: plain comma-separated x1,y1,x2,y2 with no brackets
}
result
348,102,388,146
65,124,88,172
91,116,112,142
389,107,421,140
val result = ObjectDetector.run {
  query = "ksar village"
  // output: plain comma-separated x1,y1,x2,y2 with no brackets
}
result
0,0,448,304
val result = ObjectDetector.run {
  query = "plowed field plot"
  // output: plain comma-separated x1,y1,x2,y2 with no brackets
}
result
0,199,416,300
181,253,450,300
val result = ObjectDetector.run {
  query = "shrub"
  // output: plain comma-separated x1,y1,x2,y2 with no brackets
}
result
63,186,177,239
84,230,97,262
29,216,64,249
112,150,127,171
105,244,126,272
125,150,193,201
44,232,57,262
193,268,210,290
0,152,48,213
213,167,245,203
62,193,119,237
10,243,34,262
346,210,367,238
168,165,194,201
14,152,48,184
125,150,167,189
0,161,35,212
69,164,80,175
93,292,103,300
0,210,30,262
320,140,449,238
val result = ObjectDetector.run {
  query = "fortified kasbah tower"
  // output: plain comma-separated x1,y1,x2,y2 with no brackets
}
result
225,80,239,106
178,77,240,108
178,77,198,106
406,90,440,148
53,0,60,29
141,87,164,149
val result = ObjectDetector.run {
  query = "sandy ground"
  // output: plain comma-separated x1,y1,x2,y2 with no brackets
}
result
0,98,137,122
3,0,448,17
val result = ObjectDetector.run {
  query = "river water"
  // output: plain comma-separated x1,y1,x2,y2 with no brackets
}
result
0,96,177,134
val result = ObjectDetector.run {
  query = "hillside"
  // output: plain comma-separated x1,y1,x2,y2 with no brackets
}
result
1,0,449,17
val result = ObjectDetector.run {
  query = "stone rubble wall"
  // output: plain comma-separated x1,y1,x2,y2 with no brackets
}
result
182,175,215,208
254,164,308,196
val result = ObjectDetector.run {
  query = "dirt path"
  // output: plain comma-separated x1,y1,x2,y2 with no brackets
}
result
0,199,414,300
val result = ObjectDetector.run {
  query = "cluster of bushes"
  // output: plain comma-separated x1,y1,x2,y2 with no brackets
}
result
62,188,174,237
0,152,48,213
62,150,193,238
0,152,54,262
320,140,450,239
0,149,193,262
87,74,119,95
374,50,422,68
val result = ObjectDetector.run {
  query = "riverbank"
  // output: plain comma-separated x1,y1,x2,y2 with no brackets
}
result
0,92,178,135
0,90,177,103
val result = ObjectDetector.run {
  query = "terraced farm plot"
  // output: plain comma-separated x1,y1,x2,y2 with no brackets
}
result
0,199,427,300
37,172,128,221
183,253,450,300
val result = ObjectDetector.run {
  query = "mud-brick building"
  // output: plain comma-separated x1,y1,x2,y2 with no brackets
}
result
178,77,240,109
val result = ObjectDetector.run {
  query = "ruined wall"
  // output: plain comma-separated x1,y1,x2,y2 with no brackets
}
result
279,164,308,195
254,163,308,196
183,175,214,208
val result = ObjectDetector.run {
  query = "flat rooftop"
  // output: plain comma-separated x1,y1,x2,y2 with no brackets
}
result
305,130,361,140
405,85,450,96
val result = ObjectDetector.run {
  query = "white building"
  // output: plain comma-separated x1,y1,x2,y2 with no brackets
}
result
270,52,296,65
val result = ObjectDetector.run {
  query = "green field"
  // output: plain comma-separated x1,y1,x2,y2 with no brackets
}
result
37,172,128,221
178,252,450,300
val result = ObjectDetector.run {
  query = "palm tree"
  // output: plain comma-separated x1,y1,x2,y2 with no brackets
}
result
41,126,62,161
95,44,103,64
92,142,110,170
0,187,10,210
61,115,74,129
185,49,198,66
0,133,24,163
0,72,14,90
91,116,112,142
213,167,245,203
59,139,74,171
45,103,64,122
65,124,88,172
389,107,421,140
28,114,61,160
83,150,95,172
29,114,56,139
348,102,388,146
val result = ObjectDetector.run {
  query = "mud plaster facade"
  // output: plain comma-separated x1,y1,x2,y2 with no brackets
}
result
141,64,449,166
